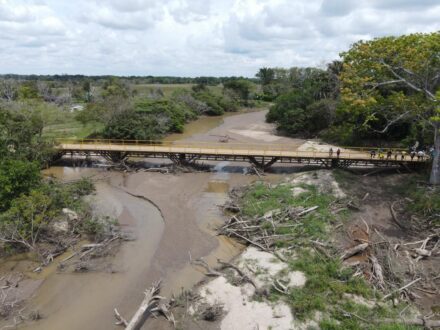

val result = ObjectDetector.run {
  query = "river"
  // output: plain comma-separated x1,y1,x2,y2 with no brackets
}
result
2,109,303,330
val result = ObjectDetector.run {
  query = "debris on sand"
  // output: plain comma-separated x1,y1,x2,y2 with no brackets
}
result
190,247,304,330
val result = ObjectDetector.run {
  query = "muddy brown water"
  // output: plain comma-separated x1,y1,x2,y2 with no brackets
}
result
0,109,303,330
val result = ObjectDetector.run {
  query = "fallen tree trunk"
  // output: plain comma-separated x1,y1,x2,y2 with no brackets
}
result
124,280,163,330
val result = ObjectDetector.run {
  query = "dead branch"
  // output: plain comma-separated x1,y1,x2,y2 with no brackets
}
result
390,202,405,229
114,308,128,327
226,230,268,251
191,259,223,277
340,243,369,260
298,206,319,217
382,278,422,300
151,303,176,327
217,259,257,289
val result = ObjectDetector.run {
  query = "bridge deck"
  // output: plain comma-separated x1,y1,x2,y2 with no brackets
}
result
57,140,429,168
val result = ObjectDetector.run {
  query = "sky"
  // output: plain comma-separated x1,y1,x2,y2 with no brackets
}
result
0,0,439,77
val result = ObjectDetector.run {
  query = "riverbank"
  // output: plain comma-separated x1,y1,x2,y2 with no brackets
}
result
174,170,439,330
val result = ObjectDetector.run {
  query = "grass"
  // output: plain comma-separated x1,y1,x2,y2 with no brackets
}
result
43,120,103,139
392,174,440,225
240,182,337,244
237,180,418,329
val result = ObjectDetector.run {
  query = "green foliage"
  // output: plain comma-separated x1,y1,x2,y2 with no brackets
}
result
102,99,196,140
79,217,105,238
237,180,418,328
0,103,55,163
223,79,254,104
267,92,336,137
256,67,275,86
239,182,336,245
392,175,440,226
0,160,41,212
17,82,40,100
101,77,131,99
0,189,55,248
0,178,96,251
287,251,372,320
336,32,440,146
264,66,339,136
193,89,238,115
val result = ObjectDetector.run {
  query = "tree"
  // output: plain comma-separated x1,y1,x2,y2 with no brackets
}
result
256,67,275,86
340,32,440,184
223,79,253,104
0,79,18,101
0,105,55,164
0,160,41,212
0,189,53,251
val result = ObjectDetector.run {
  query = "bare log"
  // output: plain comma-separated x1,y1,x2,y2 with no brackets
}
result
125,280,163,330
340,243,369,260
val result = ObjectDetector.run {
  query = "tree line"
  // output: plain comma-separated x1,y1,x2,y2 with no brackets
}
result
258,32,439,184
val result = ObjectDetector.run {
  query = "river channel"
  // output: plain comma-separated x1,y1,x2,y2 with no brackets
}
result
4,109,304,330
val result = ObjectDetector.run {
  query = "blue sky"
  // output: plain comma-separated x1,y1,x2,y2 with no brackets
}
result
0,0,439,77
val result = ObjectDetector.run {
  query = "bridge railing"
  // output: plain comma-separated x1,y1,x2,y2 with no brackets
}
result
56,139,430,162
56,138,409,152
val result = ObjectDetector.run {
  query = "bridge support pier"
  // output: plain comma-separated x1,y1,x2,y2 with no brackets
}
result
168,153,201,166
248,156,279,171
102,151,129,163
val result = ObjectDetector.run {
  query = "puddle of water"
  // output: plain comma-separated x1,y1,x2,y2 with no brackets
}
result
206,181,230,193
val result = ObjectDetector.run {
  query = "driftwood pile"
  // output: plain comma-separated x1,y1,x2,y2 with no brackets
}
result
219,205,319,252
339,207,440,311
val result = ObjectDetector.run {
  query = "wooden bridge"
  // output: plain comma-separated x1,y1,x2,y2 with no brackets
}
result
56,139,430,170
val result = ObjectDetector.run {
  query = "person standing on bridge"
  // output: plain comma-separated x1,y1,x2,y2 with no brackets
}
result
417,150,425,161
386,150,391,160
370,150,376,159
336,148,341,158
329,148,333,157
410,151,416,161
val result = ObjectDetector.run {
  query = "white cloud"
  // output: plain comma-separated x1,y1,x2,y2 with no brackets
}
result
0,0,439,76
